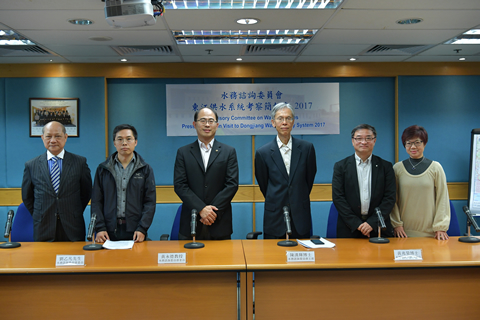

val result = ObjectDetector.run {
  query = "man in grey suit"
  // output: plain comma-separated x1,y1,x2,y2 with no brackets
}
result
22,121,92,241
255,102,317,239
174,107,239,240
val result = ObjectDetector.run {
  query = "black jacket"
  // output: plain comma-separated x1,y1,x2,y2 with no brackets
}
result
91,151,156,235
332,154,395,238
174,140,238,238
255,137,317,237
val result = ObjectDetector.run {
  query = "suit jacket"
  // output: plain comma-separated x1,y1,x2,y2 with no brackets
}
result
255,137,317,237
332,154,396,238
22,151,92,241
174,140,239,238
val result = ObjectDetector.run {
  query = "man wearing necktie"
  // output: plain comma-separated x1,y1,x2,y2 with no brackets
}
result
255,103,317,239
22,121,92,241
174,107,239,240
332,124,395,238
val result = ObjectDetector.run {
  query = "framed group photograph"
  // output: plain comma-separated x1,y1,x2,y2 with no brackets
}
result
30,98,79,137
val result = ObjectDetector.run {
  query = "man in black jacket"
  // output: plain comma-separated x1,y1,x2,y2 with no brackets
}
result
174,107,239,240
332,124,395,238
91,124,156,242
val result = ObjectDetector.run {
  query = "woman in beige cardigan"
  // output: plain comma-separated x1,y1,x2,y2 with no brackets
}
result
390,125,450,240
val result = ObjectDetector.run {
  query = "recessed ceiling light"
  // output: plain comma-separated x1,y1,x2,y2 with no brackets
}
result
165,0,343,9
173,29,317,45
236,18,259,25
349,58,356,61
68,19,94,25
0,29,35,45
445,28,480,44
120,58,128,62
459,57,466,61
236,58,243,61
396,18,423,25
89,36,113,41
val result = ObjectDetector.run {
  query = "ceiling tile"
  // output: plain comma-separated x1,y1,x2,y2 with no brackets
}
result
343,0,480,10
301,44,371,55
311,29,465,45
16,30,173,46
1,1,480,63
419,44,480,55
163,9,335,30
327,9,480,30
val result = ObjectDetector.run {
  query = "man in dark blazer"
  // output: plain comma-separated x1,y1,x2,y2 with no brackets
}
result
332,124,395,238
174,107,239,240
255,103,317,239
22,121,92,242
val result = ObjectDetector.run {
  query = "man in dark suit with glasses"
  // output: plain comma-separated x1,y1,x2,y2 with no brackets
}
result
174,107,239,240
332,123,395,238
255,102,317,239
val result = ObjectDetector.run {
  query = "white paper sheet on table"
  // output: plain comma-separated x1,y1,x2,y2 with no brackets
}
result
102,240,134,250
297,238,336,249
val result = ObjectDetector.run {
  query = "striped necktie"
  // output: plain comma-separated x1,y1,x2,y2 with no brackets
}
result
50,156,60,193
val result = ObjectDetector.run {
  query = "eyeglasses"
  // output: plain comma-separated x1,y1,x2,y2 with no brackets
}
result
115,137,135,144
405,140,423,148
353,137,375,142
275,117,294,123
196,118,217,125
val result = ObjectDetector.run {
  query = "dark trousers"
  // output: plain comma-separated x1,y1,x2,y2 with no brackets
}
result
264,217,310,239
55,216,71,242
109,222,135,241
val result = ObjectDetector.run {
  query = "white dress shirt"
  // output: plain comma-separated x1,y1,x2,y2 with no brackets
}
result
355,153,372,216
198,138,214,172
276,136,292,175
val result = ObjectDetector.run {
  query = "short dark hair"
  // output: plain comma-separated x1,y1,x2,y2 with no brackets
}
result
351,124,377,138
401,125,428,147
113,124,138,141
194,107,218,122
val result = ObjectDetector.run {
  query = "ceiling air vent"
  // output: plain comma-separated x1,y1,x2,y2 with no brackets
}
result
111,45,176,56
361,45,433,56
241,44,305,56
0,45,54,56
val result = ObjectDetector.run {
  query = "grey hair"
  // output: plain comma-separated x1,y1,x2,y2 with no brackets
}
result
271,102,295,119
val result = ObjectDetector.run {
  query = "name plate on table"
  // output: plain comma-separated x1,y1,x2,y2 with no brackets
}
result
286,251,315,262
56,255,85,266
158,253,187,264
394,249,423,261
